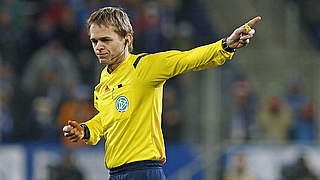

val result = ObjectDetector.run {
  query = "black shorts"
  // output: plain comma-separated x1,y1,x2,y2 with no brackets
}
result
109,160,166,180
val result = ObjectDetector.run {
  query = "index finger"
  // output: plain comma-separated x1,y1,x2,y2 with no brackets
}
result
247,16,262,27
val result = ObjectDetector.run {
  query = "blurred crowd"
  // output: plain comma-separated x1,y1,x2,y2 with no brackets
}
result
221,153,318,180
0,0,319,148
295,0,320,48
228,74,317,143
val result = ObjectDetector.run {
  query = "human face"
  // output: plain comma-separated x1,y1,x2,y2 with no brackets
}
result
89,24,126,66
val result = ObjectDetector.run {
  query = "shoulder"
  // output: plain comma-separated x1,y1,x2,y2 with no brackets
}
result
131,50,179,61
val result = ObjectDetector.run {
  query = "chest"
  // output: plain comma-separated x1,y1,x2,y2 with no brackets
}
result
94,68,137,130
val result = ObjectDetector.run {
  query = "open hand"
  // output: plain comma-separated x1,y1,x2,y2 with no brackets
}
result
62,120,85,142
227,16,261,49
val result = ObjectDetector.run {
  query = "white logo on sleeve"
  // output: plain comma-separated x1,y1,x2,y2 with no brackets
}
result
115,96,129,113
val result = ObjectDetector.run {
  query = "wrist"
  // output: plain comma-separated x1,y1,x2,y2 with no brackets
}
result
80,124,90,140
222,38,236,53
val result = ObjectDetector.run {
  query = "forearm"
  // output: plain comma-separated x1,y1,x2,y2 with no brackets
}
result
192,39,234,71
165,40,234,74
82,113,103,145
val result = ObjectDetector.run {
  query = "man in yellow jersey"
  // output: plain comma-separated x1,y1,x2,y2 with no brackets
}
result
62,7,261,180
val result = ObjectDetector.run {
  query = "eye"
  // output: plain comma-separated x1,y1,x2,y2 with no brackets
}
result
101,38,111,42
91,39,98,44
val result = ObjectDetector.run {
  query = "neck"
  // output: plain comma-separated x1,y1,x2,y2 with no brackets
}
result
107,51,129,73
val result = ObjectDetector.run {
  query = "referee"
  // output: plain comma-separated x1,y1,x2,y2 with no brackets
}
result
63,7,261,180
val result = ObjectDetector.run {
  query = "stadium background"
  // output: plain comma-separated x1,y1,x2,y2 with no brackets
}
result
1,0,320,179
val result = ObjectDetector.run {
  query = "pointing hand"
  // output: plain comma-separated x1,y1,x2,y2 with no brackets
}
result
227,16,262,49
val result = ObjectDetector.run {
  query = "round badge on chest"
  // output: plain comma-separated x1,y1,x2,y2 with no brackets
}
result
115,96,129,113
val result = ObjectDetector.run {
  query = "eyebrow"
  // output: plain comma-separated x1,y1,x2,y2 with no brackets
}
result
90,36,112,41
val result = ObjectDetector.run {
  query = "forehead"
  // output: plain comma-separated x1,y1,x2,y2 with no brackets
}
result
89,23,119,39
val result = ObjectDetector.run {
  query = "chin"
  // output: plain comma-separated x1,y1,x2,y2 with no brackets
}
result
100,62,108,66
99,59,109,66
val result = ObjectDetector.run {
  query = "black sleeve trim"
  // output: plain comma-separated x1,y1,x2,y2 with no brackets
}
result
222,38,236,53
133,53,151,69
80,124,90,140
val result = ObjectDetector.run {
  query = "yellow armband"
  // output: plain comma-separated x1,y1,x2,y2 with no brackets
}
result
245,23,252,33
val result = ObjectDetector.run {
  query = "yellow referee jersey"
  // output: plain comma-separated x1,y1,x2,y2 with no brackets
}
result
83,39,234,169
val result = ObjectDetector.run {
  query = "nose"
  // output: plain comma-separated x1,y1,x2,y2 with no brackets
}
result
96,41,105,52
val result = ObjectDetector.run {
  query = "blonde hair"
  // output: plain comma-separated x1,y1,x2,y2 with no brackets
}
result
87,7,134,52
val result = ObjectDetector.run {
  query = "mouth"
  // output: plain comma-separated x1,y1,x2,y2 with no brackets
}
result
97,53,108,57
96,53,109,65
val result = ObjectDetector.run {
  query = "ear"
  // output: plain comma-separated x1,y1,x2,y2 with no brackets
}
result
124,34,133,46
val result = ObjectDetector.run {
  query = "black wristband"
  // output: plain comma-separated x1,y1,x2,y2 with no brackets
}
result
222,38,236,53
80,124,90,140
